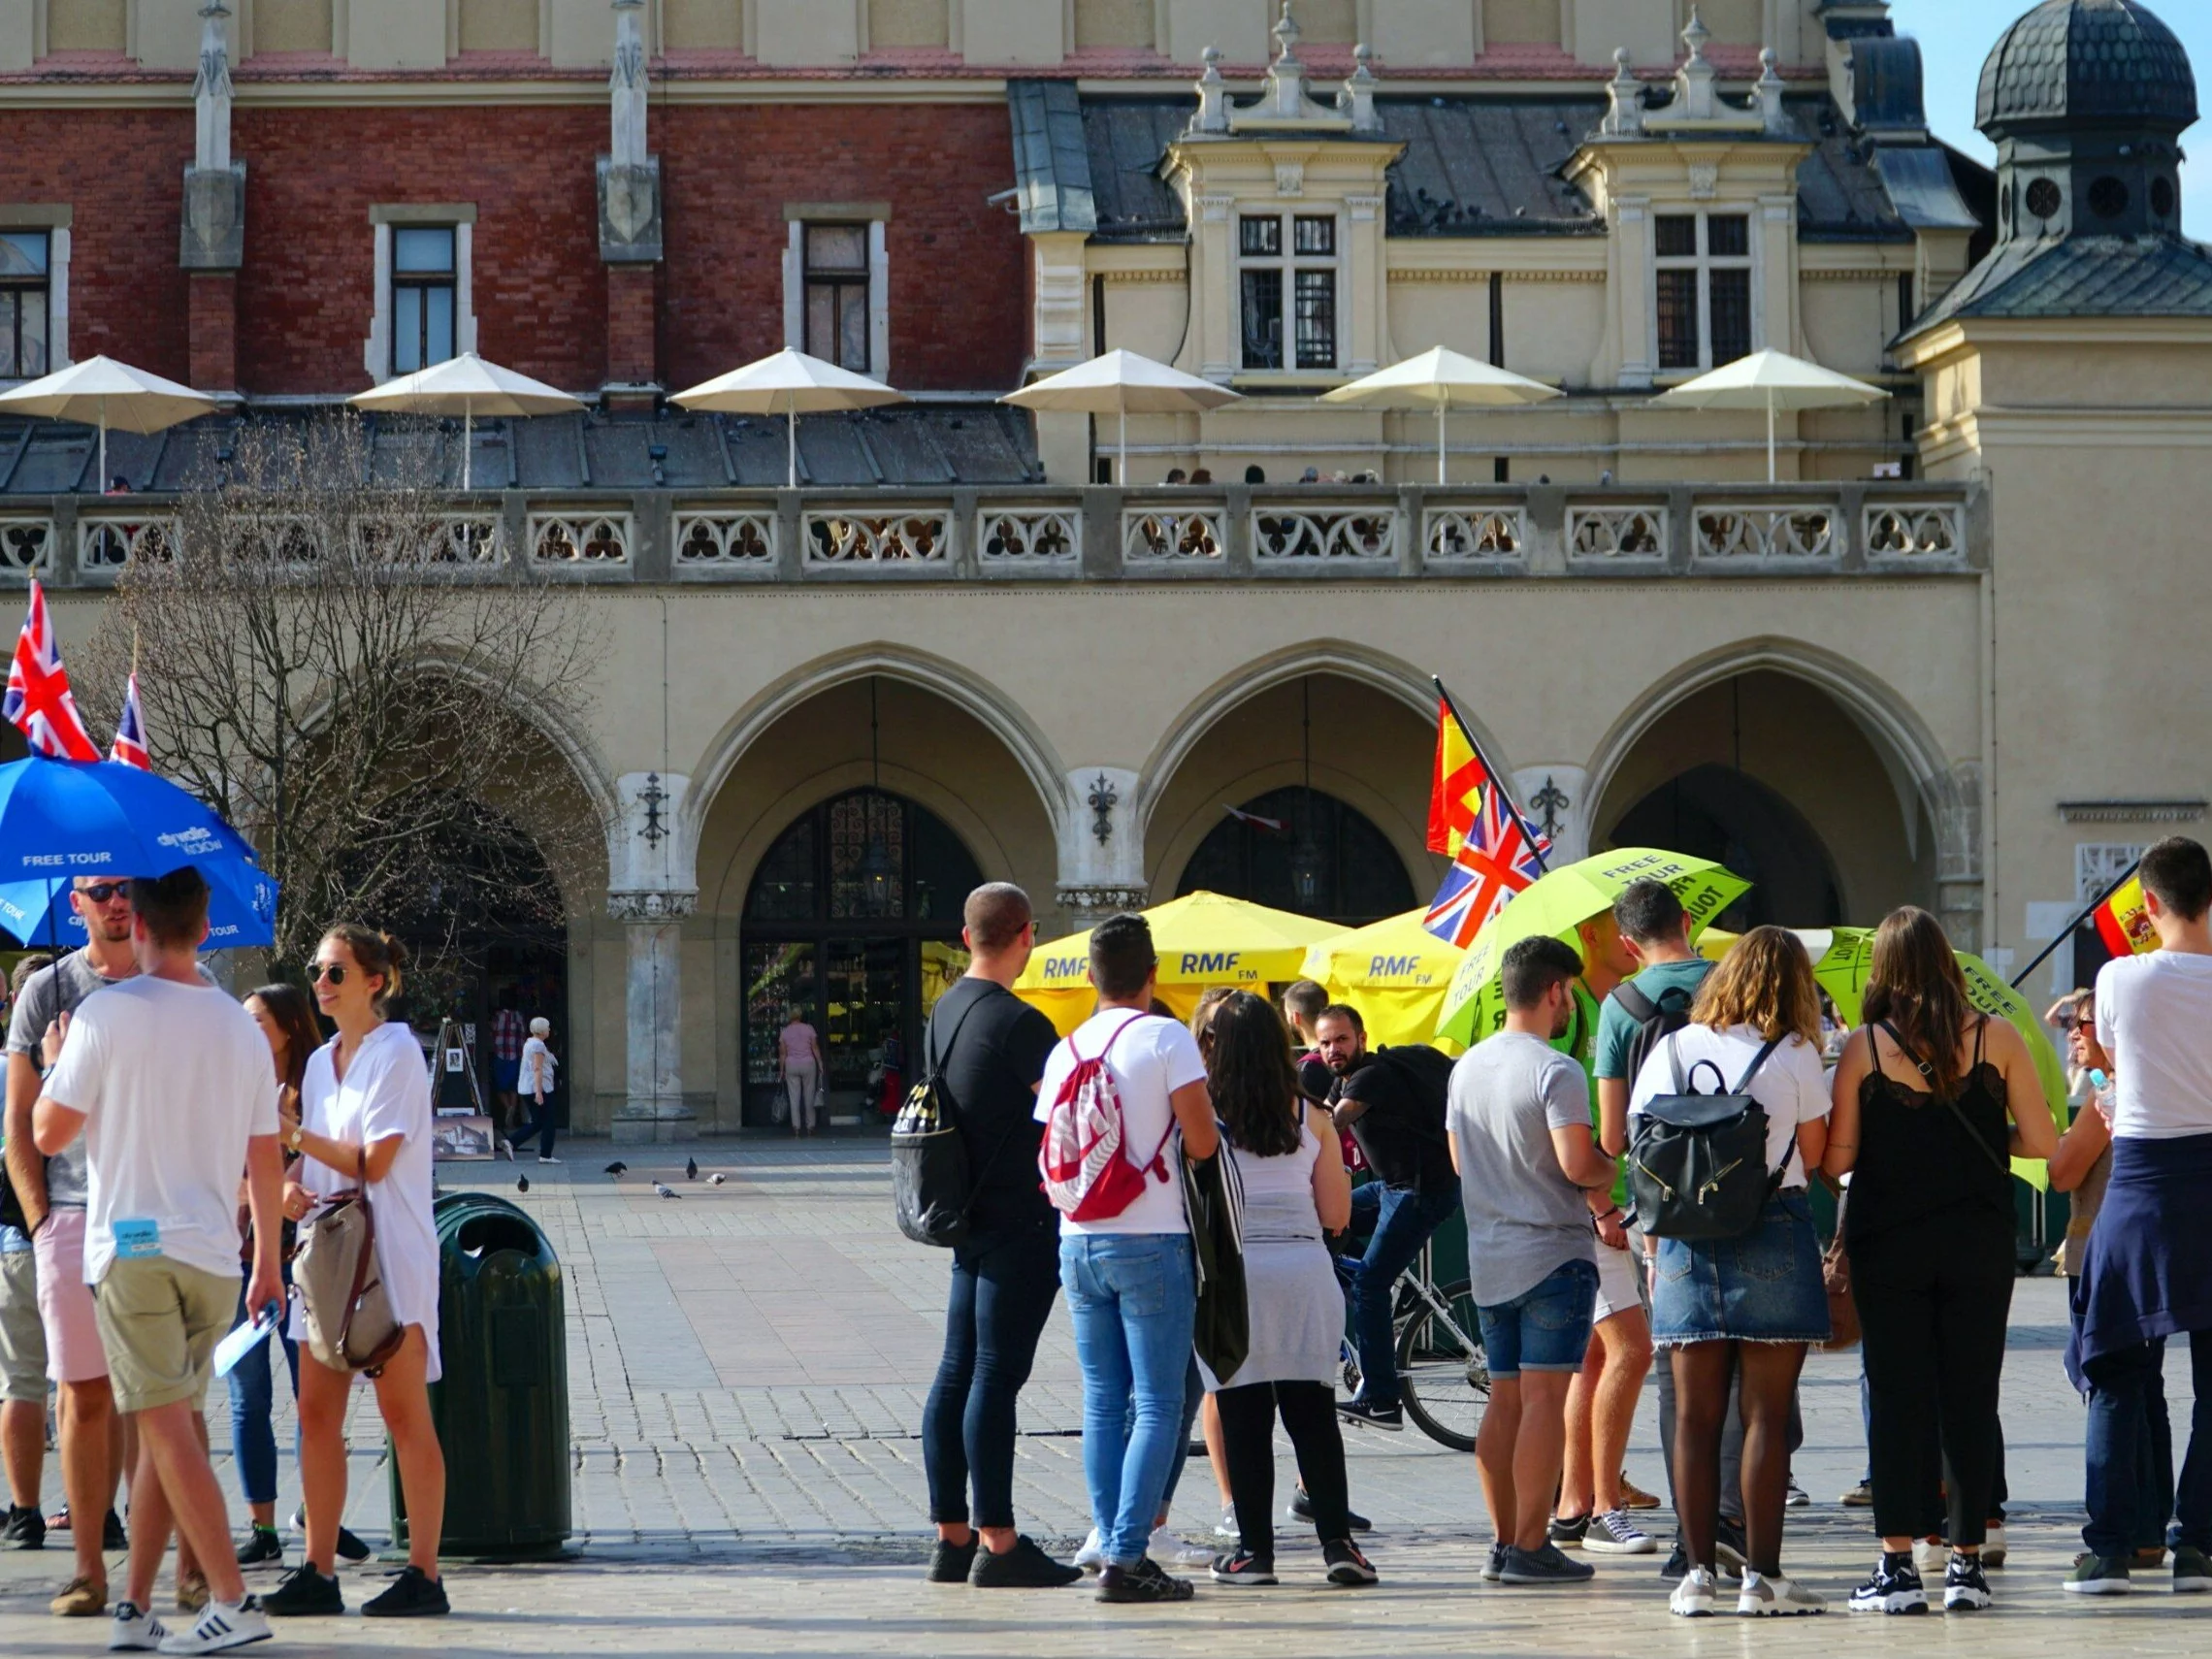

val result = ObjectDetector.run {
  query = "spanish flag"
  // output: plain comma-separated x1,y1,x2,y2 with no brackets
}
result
1428,699,1482,857
2096,875,2160,958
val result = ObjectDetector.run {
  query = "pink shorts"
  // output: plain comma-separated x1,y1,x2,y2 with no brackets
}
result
32,1209,109,1385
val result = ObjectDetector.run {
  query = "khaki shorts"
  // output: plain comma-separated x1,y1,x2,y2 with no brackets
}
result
0,1249,47,1405
90,1256,239,1415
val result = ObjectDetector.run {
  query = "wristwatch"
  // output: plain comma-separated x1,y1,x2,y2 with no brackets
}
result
286,1124,305,1154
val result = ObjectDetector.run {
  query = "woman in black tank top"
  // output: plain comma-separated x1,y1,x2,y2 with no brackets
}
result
1823,908,2058,1614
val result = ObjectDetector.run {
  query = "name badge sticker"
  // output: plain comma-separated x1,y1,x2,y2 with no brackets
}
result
112,1219,161,1260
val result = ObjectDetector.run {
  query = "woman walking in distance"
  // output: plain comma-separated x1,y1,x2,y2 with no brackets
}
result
1826,908,2057,1613
261,927,449,1620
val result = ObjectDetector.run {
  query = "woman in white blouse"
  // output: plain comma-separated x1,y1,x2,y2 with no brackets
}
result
263,925,449,1621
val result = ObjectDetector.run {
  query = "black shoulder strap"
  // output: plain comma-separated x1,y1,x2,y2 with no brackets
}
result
927,989,987,1081
1733,1036,1785,1095
1613,982,1659,1025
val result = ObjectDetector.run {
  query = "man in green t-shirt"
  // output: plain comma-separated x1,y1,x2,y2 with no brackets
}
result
1544,907,1657,1555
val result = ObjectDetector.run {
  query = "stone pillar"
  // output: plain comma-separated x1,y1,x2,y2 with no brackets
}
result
607,768,698,1143
179,4,244,392
1056,765,1144,927
1512,764,1592,864
1934,761,1985,955
598,0,663,407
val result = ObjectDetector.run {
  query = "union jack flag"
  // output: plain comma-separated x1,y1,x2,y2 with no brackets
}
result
1422,773,1549,949
3,581,100,762
109,671,150,770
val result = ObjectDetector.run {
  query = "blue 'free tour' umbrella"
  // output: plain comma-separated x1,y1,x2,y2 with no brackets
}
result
0,864,277,951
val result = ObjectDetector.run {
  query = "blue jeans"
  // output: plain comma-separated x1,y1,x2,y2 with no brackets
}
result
921,1221,1062,1529
2084,1333,2204,1559
226,1282,301,1509
1477,1258,1599,1377
513,1097,558,1159
1345,1182,1461,1406
1060,1233,1197,1569
1150,1354,1206,1514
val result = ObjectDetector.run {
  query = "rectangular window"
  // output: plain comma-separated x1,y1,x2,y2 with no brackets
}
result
1654,211,1754,374
0,231,50,380
1239,211,1338,372
803,224,871,372
391,226,456,374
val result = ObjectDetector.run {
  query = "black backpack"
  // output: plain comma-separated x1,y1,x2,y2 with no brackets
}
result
1628,1034,1788,1241
1611,980,1701,1089
890,994,993,1250
1370,1044,1454,1142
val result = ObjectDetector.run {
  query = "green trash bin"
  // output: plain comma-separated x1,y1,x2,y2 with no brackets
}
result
390,1192,569,1560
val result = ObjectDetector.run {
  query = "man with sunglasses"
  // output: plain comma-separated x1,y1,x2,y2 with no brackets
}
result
4,876,143,1616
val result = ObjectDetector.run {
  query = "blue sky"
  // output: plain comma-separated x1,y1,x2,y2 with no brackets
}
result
1894,0,2211,236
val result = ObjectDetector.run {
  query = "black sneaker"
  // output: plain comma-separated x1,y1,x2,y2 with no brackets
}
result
1659,1538,1689,1582
361,1565,449,1619
102,1509,127,1552
1848,1552,1928,1614
234,1528,282,1569
927,1534,978,1584
1210,1549,1278,1586
1484,1542,1507,1582
1335,1398,1403,1433
1943,1554,1993,1611
968,1537,1082,1589
1714,1514,1748,1571
1289,1487,1372,1532
2063,1552,2131,1596
1097,1556,1194,1604
1324,1538,1379,1586
260,1564,343,1617
334,1527,372,1565
1498,1543,1596,1584
1,1503,44,1550
1548,1513,1592,1548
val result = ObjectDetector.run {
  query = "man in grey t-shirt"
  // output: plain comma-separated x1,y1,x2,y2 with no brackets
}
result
3,877,141,1612
1447,936,1620,1587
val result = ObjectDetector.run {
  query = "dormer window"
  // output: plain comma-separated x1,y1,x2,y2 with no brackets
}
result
1240,212,1338,372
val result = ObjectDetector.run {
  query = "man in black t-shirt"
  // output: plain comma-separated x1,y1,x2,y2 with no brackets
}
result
1314,1004,1462,1433
918,884,1083,1590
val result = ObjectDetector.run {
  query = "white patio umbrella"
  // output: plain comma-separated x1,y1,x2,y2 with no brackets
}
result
1321,346,1562,484
350,352,584,491
0,355,216,498
672,348,906,489
1652,348,1890,482
999,349,1240,485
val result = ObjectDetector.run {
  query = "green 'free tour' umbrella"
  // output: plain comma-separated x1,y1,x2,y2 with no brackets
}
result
1433,848,1751,1048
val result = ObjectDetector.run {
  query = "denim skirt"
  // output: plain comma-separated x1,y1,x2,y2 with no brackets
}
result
1651,1188,1830,1347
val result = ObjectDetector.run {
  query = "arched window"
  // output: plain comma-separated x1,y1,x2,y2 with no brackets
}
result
1177,786,1415,927
741,789,982,1127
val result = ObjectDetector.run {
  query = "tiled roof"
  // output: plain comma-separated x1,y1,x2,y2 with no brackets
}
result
1976,0,2197,133
1903,232,2212,342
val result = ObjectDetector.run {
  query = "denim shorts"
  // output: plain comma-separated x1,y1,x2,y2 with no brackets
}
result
1477,1257,1599,1378
1651,1188,1831,1348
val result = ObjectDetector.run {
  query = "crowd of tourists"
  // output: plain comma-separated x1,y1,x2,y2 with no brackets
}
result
911,835,2212,1615
0,872,452,1651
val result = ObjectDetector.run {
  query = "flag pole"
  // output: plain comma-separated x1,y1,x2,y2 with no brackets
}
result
1432,673,1550,875
2009,854,2145,990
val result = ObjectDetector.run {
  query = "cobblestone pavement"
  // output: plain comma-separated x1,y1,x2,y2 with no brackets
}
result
2,1140,2202,1655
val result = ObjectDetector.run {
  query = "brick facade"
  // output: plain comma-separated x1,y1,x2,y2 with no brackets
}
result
187,273,240,392
1,100,1025,399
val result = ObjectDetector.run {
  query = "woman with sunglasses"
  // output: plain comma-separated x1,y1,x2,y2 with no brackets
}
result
261,927,448,1620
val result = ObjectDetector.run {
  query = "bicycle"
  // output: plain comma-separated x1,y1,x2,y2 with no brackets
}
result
1336,1258,1489,1453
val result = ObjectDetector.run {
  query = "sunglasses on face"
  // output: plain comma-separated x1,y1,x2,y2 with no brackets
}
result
308,960,349,986
79,881,131,905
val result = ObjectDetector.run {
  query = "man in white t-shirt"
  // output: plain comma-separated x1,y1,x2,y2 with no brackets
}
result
1032,914,1218,1605
2073,836,2212,1593
34,868,283,1654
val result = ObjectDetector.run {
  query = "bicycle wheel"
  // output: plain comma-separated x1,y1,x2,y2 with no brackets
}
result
1396,1278,1489,1452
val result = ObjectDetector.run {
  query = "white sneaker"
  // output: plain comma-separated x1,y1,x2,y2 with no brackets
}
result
537,1155,561,1164
1739,1570,1826,1616
1148,1524,1215,1568
1784,1479,1809,1509
157,1598,271,1654
498,1140,514,1160
1672,1567,1719,1617
1217,1505,1241,1539
1911,1538,1947,1578
1980,1524,2006,1569
1584,1510,1656,1555
109,1601,169,1652
1073,1528,1106,1573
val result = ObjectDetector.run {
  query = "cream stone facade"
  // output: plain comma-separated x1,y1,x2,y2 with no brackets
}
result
2,0,2205,1144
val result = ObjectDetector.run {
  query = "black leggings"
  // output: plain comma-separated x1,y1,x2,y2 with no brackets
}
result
1853,1215,2013,1548
1214,1380,1351,1564
920,1222,1061,1529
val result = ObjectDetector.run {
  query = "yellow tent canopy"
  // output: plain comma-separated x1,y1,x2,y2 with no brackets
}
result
1014,891,1337,1037
1298,909,1468,1052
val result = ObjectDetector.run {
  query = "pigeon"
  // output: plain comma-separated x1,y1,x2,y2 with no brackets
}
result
516,1174,530,1193
604,1161,628,1177
653,1182,681,1200
686,1156,699,1181
707,1172,727,1187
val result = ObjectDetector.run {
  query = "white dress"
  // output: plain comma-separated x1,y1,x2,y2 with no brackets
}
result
291,1021,442,1383
1200,1122,1345,1392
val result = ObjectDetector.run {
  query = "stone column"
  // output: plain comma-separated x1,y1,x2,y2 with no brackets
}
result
1512,764,1592,864
598,0,662,409
1056,765,1145,927
180,3,244,394
607,768,698,1143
